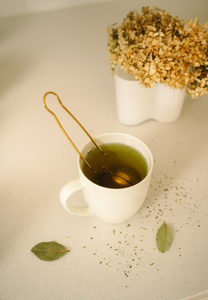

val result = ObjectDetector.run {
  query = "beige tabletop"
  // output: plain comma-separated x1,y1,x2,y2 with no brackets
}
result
1,1,208,299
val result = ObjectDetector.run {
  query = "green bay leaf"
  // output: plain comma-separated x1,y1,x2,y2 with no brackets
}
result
156,222,171,253
31,241,70,261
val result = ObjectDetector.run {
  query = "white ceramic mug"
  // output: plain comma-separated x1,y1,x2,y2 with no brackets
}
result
60,133,153,224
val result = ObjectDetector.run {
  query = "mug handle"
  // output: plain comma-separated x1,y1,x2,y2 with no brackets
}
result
60,179,93,216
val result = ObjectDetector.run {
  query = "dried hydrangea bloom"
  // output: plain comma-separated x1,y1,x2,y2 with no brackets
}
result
107,6,208,97
187,53,208,98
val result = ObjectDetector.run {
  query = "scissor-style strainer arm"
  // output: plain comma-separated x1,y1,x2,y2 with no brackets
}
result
43,91,106,171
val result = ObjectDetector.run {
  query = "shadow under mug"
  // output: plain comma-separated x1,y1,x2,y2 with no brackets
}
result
60,132,153,224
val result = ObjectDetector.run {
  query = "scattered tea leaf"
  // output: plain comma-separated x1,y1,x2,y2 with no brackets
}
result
31,241,70,261
156,222,171,253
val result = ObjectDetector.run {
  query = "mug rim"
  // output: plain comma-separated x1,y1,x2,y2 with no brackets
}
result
77,132,153,190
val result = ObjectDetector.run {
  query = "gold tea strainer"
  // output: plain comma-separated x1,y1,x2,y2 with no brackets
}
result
43,91,140,188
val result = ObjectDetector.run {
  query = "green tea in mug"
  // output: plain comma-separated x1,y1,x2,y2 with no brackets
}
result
81,143,148,188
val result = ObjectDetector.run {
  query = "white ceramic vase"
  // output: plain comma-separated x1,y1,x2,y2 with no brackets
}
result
114,66,186,125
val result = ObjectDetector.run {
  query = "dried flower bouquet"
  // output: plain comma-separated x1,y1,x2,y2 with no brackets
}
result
107,7,208,98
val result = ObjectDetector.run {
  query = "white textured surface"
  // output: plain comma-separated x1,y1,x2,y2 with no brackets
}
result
0,1,208,300
0,0,117,18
